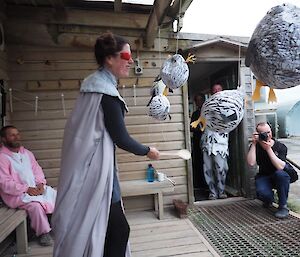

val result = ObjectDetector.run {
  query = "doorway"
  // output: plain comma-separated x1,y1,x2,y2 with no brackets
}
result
188,61,242,201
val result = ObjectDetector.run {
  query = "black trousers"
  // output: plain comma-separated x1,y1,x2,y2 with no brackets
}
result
103,201,130,257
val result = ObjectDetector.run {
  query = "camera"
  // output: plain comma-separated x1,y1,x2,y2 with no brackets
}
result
258,132,268,141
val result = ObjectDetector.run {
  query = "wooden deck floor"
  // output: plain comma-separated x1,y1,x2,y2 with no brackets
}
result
11,210,219,257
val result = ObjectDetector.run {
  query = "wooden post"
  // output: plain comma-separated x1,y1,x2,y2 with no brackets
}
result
182,84,194,204
114,0,122,12
16,219,28,254
144,0,172,48
158,192,163,219
240,62,256,198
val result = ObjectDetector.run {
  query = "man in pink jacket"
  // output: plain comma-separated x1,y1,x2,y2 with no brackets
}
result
0,126,56,246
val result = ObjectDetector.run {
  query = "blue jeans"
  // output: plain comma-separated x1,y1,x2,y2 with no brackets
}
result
255,170,290,208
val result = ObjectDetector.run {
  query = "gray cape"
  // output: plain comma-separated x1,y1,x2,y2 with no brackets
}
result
52,69,131,257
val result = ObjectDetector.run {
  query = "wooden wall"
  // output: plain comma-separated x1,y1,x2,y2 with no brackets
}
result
6,40,188,210
0,51,7,80
0,43,8,127
3,5,257,211
1,3,193,210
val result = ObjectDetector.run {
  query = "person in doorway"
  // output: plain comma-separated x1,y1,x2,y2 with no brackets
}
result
201,83,229,200
247,122,290,218
52,32,160,257
0,125,56,246
190,93,207,196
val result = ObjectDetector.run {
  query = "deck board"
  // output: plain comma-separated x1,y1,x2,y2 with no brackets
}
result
11,210,218,257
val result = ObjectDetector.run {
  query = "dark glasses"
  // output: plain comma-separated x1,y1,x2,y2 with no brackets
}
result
120,52,132,61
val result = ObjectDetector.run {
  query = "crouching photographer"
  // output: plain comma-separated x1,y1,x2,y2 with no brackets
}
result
247,122,290,218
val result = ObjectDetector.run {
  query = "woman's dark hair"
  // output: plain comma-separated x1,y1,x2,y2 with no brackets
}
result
94,32,129,67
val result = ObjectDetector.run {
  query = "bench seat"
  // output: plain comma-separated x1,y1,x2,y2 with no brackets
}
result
120,180,174,219
0,205,28,254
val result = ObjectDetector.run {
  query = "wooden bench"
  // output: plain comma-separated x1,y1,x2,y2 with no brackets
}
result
0,204,28,254
120,180,174,220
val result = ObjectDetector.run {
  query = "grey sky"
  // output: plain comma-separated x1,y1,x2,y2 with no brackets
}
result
182,0,300,37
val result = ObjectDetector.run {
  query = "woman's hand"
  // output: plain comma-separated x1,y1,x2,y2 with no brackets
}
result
147,147,160,160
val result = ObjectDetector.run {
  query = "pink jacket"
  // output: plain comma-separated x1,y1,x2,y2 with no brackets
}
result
0,146,46,208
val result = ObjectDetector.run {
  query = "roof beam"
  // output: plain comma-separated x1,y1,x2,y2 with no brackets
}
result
144,0,172,48
114,0,122,12
6,5,148,29
168,0,193,19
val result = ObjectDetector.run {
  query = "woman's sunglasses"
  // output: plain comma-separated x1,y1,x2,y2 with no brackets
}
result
119,52,132,61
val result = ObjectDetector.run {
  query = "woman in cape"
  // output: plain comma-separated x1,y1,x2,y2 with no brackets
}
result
52,32,160,257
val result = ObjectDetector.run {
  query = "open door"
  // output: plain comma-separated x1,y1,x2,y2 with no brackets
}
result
185,60,255,201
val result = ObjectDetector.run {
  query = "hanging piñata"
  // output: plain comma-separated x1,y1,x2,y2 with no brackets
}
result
246,3,300,103
150,77,168,97
147,77,171,121
148,94,170,121
160,53,195,90
191,89,244,133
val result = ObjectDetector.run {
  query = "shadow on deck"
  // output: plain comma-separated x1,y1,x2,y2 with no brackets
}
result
6,197,300,257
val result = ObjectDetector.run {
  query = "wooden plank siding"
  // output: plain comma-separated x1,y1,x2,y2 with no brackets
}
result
6,45,189,211
0,50,8,80
240,62,257,197
0,49,10,127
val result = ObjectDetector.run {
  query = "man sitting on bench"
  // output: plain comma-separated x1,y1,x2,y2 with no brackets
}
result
0,126,56,246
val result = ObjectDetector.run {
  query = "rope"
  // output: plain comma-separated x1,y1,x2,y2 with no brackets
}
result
133,84,137,106
238,45,241,87
9,88,13,113
34,96,39,116
176,33,179,54
11,95,66,114
175,0,182,54
158,27,162,67
1,84,40,98
61,93,66,117
3,86,69,115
